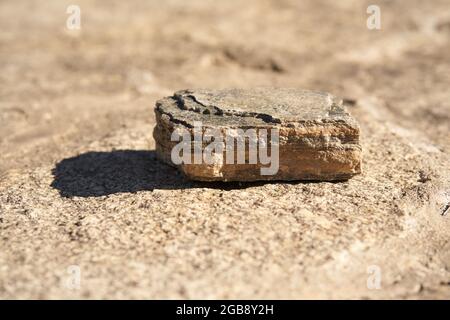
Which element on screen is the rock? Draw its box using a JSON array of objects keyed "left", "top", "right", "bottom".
[{"left": 153, "top": 88, "right": 362, "bottom": 181}]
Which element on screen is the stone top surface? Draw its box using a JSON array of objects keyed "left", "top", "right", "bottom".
[{"left": 157, "top": 88, "right": 357, "bottom": 127}]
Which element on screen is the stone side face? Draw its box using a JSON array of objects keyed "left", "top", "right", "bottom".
[{"left": 153, "top": 88, "right": 362, "bottom": 181}]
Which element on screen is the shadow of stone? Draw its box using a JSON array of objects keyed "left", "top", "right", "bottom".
[
  {"left": 51, "top": 150, "right": 195, "bottom": 197},
  {"left": 51, "top": 149, "right": 306, "bottom": 198}
]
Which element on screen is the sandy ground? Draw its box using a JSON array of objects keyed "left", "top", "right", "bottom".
[{"left": 0, "top": 0, "right": 449, "bottom": 299}]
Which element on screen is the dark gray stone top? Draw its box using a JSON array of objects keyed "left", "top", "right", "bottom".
[{"left": 156, "top": 88, "right": 358, "bottom": 128}]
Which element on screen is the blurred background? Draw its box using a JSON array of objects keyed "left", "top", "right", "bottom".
[{"left": 1, "top": 0, "right": 449, "bottom": 173}]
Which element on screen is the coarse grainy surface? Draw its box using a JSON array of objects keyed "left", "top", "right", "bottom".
[{"left": 0, "top": 0, "right": 449, "bottom": 299}]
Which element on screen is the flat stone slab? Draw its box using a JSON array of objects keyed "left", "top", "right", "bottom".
[{"left": 153, "top": 88, "right": 362, "bottom": 181}]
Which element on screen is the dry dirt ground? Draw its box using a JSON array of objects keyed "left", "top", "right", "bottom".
[{"left": 1, "top": 0, "right": 449, "bottom": 299}]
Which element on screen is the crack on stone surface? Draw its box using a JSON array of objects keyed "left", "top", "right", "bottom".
[
  {"left": 174, "top": 91, "right": 282, "bottom": 124},
  {"left": 156, "top": 99, "right": 194, "bottom": 128}
]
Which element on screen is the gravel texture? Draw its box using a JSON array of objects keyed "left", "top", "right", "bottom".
[{"left": 0, "top": 0, "right": 449, "bottom": 299}]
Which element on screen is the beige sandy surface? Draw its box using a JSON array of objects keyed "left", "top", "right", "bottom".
[{"left": 0, "top": 0, "right": 449, "bottom": 299}]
